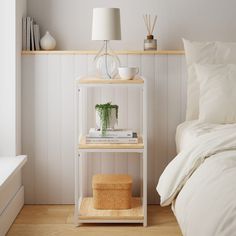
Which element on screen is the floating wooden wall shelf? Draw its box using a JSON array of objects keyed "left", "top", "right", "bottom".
[{"left": 21, "top": 50, "right": 185, "bottom": 55}]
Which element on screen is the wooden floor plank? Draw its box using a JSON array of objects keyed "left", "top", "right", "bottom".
[{"left": 7, "top": 205, "right": 182, "bottom": 236}]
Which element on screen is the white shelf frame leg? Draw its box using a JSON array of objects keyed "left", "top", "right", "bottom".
[
  {"left": 75, "top": 83, "right": 86, "bottom": 226},
  {"left": 143, "top": 81, "right": 148, "bottom": 227},
  {"left": 74, "top": 155, "right": 79, "bottom": 225},
  {"left": 74, "top": 82, "right": 79, "bottom": 225},
  {"left": 82, "top": 87, "right": 88, "bottom": 198}
]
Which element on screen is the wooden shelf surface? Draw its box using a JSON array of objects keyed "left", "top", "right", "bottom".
[
  {"left": 79, "top": 197, "right": 144, "bottom": 220},
  {"left": 78, "top": 76, "right": 144, "bottom": 85},
  {"left": 78, "top": 136, "right": 144, "bottom": 150},
  {"left": 22, "top": 50, "right": 184, "bottom": 55}
]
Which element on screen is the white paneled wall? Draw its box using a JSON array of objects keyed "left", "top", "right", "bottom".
[{"left": 22, "top": 53, "right": 187, "bottom": 204}]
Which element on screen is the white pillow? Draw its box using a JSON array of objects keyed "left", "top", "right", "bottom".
[
  {"left": 195, "top": 64, "right": 236, "bottom": 124},
  {"left": 183, "top": 39, "right": 236, "bottom": 120}
]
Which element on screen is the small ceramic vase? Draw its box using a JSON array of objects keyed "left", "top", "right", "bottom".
[{"left": 40, "top": 31, "right": 56, "bottom": 50}]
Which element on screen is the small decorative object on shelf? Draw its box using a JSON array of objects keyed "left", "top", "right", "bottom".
[
  {"left": 118, "top": 67, "right": 139, "bottom": 80},
  {"left": 40, "top": 31, "right": 56, "bottom": 50},
  {"left": 92, "top": 174, "right": 132, "bottom": 210},
  {"left": 92, "top": 8, "right": 121, "bottom": 79},
  {"left": 143, "top": 14, "right": 157, "bottom": 51},
  {"left": 22, "top": 16, "right": 41, "bottom": 51},
  {"left": 95, "top": 102, "right": 118, "bottom": 135}
]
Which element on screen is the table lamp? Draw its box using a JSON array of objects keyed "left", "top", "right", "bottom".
[{"left": 92, "top": 8, "right": 121, "bottom": 79}]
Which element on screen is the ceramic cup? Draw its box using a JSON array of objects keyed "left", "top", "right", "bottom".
[{"left": 118, "top": 67, "right": 139, "bottom": 80}]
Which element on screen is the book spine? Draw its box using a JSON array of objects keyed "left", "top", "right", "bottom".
[
  {"left": 88, "top": 133, "right": 133, "bottom": 138},
  {"left": 30, "top": 19, "right": 35, "bottom": 51},
  {"left": 88, "top": 130, "right": 133, "bottom": 138},
  {"left": 22, "top": 17, "right": 27, "bottom": 50},
  {"left": 37, "top": 25, "right": 41, "bottom": 50},
  {"left": 26, "top": 17, "right": 31, "bottom": 51},
  {"left": 86, "top": 138, "right": 138, "bottom": 144},
  {"left": 34, "top": 24, "right": 40, "bottom": 50}
]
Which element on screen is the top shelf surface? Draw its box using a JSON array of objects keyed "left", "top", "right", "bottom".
[
  {"left": 21, "top": 50, "right": 184, "bottom": 55},
  {"left": 77, "top": 76, "right": 144, "bottom": 86}
]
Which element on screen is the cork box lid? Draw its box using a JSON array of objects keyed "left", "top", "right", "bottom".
[{"left": 92, "top": 174, "right": 132, "bottom": 190}]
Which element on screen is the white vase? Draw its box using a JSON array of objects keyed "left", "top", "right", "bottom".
[
  {"left": 96, "top": 108, "right": 117, "bottom": 131},
  {"left": 40, "top": 31, "right": 56, "bottom": 50}
]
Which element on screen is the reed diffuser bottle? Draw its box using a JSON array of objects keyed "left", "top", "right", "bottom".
[{"left": 143, "top": 14, "right": 157, "bottom": 50}]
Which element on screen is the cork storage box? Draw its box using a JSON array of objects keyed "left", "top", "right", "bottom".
[{"left": 92, "top": 174, "right": 132, "bottom": 210}]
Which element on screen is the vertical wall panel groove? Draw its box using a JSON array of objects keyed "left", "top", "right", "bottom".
[
  {"left": 141, "top": 55, "right": 156, "bottom": 204},
  {"left": 167, "top": 55, "right": 182, "bottom": 162},
  {"left": 22, "top": 55, "right": 35, "bottom": 204},
  {"left": 34, "top": 55, "right": 48, "bottom": 204},
  {"left": 61, "top": 55, "right": 75, "bottom": 203},
  {"left": 127, "top": 55, "right": 141, "bottom": 196},
  {"left": 114, "top": 55, "right": 128, "bottom": 175},
  {"left": 154, "top": 55, "right": 168, "bottom": 203},
  {"left": 22, "top": 54, "right": 187, "bottom": 204},
  {"left": 181, "top": 56, "right": 187, "bottom": 121},
  {"left": 47, "top": 55, "right": 62, "bottom": 203}
]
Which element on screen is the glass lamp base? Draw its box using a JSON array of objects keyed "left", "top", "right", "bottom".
[{"left": 93, "top": 41, "right": 120, "bottom": 79}]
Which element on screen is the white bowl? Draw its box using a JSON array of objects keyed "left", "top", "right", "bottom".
[{"left": 118, "top": 67, "right": 139, "bottom": 80}]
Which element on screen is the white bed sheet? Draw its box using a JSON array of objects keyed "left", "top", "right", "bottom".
[
  {"left": 159, "top": 122, "right": 236, "bottom": 235},
  {"left": 175, "top": 120, "right": 235, "bottom": 153}
]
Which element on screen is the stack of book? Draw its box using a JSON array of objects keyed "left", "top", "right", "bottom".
[
  {"left": 22, "top": 16, "right": 41, "bottom": 51},
  {"left": 86, "top": 128, "right": 138, "bottom": 144}
]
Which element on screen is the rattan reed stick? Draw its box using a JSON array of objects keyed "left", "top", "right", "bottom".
[
  {"left": 148, "top": 15, "right": 151, "bottom": 34},
  {"left": 143, "top": 14, "right": 157, "bottom": 36},
  {"left": 143, "top": 15, "right": 149, "bottom": 34},
  {"left": 150, "top": 15, "right": 157, "bottom": 35}
]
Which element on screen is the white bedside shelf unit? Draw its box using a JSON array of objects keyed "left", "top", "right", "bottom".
[{"left": 74, "top": 76, "right": 147, "bottom": 226}]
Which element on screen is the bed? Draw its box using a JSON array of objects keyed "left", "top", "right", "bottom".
[
  {"left": 0, "top": 156, "right": 27, "bottom": 236},
  {"left": 174, "top": 121, "right": 236, "bottom": 235},
  {"left": 157, "top": 39, "right": 236, "bottom": 236}
]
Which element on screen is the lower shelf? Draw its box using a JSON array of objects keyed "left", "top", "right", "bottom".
[{"left": 78, "top": 197, "right": 144, "bottom": 221}]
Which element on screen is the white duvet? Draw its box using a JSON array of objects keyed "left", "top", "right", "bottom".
[{"left": 157, "top": 122, "right": 236, "bottom": 236}]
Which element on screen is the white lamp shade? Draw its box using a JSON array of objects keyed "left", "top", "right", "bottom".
[{"left": 92, "top": 8, "right": 121, "bottom": 40}]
